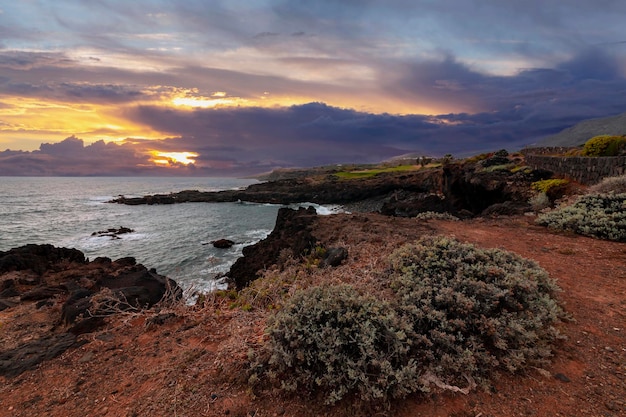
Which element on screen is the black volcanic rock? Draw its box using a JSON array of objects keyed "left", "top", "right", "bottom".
[
  {"left": 212, "top": 239, "right": 235, "bottom": 249},
  {"left": 320, "top": 247, "right": 348, "bottom": 267},
  {"left": 228, "top": 207, "right": 318, "bottom": 290},
  {"left": 91, "top": 227, "right": 135, "bottom": 239},
  {"left": 0, "top": 333, "right": 79, "bottom": 378},
  {"left": 380, "top": 191, "right": 449, "bottom": 217},
  {"left": 0, "top": 244, "right": 85, "bottom": 275},
  {"left": 0, "top": 244, "right": 182, "bottom": 377}
]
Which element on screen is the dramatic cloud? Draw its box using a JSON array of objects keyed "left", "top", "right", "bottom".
[
  {"left": 0, "top": 136, "right": 202, "bottom": 176},
  {"left": 1, "top": 1, "right": 625, "bottom": 175}
]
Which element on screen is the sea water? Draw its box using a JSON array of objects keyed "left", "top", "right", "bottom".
[{"left": 0, "top": 177, "right": 287, "bottom": 293}]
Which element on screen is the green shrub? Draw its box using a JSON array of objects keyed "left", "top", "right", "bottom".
[
  {"left": 531, "top": 179, "right": 570, "bottom": 203},
  {"left": 260, "top": 285, "right": 421, "bottom": 404},
  {"left": 510, "top": 165, "right": 533, "bottom": 174},
  {"left": 414, "top": 211, "right": 459, "bottom": 221},
  {"left": 536, "top": 193, "right": 626, "bottom": 241},
  {"left": 582, "top": 135, "right": 626, "bottom": 157},
  {"left": 388, "top": 236, "right": 562, "bottom": 388},
  {"left": 531, "top": 179, "right": 569, "bottom": 194}
]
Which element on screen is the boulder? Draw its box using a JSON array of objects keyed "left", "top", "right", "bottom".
[
  {"left": 0, "top": 299, "right": 16, "bottom": 311},
  {"left": 380, "top": 191, "right": 449, "bottom": 217},
  {"left": 320, "top": 247, "right": 348, "bottom": 267},
  {"left": 212, "top": 239, "right": 235, "bottom": 249}
]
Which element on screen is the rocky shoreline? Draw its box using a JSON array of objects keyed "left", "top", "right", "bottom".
[
  {"left": 8, "top": 154, "right": 624, "bottom": 416},
  {"left": 110, "top": 156, "right": 553, "bottom": 218},
  {"left": 0, "top": 155, "right": 553, "bottom": 379},
  {"left": 0, "top": 244, "right": 181, "bottom": 378},
  {"left": 1, "top": 172, "right": 625, "bottom": 415}
]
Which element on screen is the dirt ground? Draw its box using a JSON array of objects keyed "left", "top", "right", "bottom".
[{"left": 0, "top": 213, "right": 624, "bottom": 417}]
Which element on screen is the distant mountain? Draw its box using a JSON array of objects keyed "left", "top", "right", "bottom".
[{"left": 536, "top": 112, "right": 626, "bottom": 147}]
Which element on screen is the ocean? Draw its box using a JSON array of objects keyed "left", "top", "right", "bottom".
[{"left": 0, "top": 177, "right": 335, "bottom": 293}]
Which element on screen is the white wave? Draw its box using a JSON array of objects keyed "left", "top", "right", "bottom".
[{"left": 288, "top": 202, "right": 346, "bottom": 215}]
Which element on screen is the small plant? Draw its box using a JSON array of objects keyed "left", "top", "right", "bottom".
[
  {"left": 258, "top": 284, "right": 420, "bottom": 404},
  {"left": 510, "top": 165, "right": 533, "bottom": 174},
  {"left": 531, "top": 179, "right": 569, "bottom": 194},
  {"left": 481, "top": 163, "right": 515, "bottom": 172},
  {"left": 301, "top": 245, "right": 328, "bottom": 269},
  {"left": 529, "top": 192, "right": 551, "bottom": 211},
  {"left": 536, "top": 193, "right": 626, "bottom": 242},
  {"left": 582, "top": 135, "right": 626, "bottom": 157},
  {"left": 531, "top": 179, "right": 570, "bottom": 203},
  {"left": 414, "top": 211, "right": 459, "bottom": 221}
]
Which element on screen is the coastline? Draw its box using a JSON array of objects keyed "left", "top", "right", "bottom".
[
  {"left": 1, "top": 211, "right": 625, "bottom": 416},
  {"left": 2, "top": 155, "right": 625, "bottom": 416}
]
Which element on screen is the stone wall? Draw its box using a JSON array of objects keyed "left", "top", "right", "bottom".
[
  {"left": 521, "top": 147, "right": 579, "bottom": 156},
  {"left": 523, "top": 154, "right": 626, "bottom": 184}
]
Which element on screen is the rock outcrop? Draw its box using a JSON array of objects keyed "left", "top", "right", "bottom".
[
  {"left": 91, "top": 227, "right": 135, "bottom": 239},
  {"left": 211, "top": 239, "right": 235, "bottom": 249},
  {"left": 228, "top": 207, "right": 318, "bottom": 290},
  {"left": 0, "top": 244, "right": 182, "bottom": 377}
]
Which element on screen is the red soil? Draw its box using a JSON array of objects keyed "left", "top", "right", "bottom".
[{"left": 1, "top": 214, "right": 624, "bottom": 417}]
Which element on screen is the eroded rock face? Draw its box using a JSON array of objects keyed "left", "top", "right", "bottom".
[
  {"left": 228, "top": 207, "right": 318, "bottom": 290},
  {"left": 0, "top": 244, "right": 182, "bottom": 377}
]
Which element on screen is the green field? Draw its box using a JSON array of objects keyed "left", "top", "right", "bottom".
[{"left": 333, "top": 164, "right": 439, "bottom": 179}]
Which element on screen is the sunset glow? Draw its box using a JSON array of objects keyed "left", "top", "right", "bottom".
[
  {"left": 1, "top": 1, "right": 625, "bottom": 176},
  {"left": 149, "top": 151, "right": 199, "bottom": 166},
  {"left": 172, "top": 96, "right": 245, "bottom": 108}
]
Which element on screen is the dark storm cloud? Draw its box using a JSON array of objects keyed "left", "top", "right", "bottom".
[
  {"left": 386, "top": 47, "right": 626, "bottom": 117},
  {"left": 2, "top": 1, "right": 626, "bottom": 175},
  {"left": 118, "top": 47, "right": 626, "bottom": 166},
  {"left": 125, "top": 101, "right": 555, "bottom": 168}
]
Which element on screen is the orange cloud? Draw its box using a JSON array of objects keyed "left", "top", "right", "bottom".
[{"left": 149, "top": 150, "right": 198, "bottom": 166}]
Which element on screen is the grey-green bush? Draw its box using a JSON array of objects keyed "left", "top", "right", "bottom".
[
  {"left": 536, "top": 193, "right": 626, "bottom": 242},
  {"left": 588, "top": 175, "right": 626, "bottom": 195},
  {"left": 253, "top": 237, "right": 563, "bottom": 405},
  {"left": 261, "top": 284, "right": 421, "bottom": 404},
  {"left": 388, "top": 236, "right": 562, "bottom": 388}
]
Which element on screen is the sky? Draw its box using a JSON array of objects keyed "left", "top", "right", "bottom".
[{"left": 1, "top": 0, "right": 626, "bottom": 176}]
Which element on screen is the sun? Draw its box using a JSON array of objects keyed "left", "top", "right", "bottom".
[{"left": 150, "top": 151, "right": 198, "bottom": 165}]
